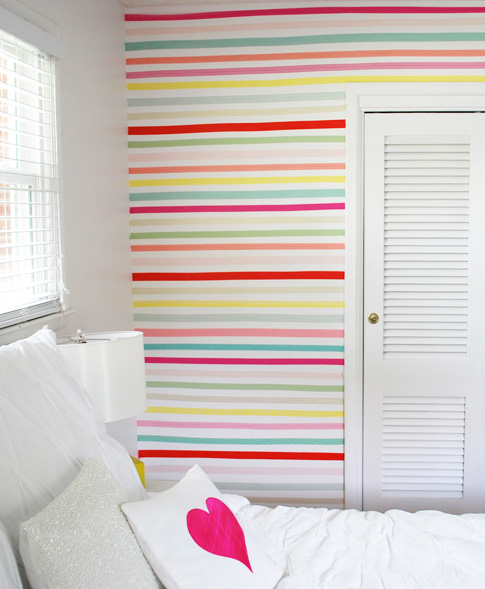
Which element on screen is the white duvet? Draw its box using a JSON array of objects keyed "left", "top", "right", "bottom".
[{"left": 235, "top": 503, "right": 485, "bottom": 589}]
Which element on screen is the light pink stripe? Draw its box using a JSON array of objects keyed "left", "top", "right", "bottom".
[
  {"left": 127, "top": 62, "right": 485, "bottom": 79},
  {"left": 133, "top": 243, "right": 345, "bottom": 251},
  {"left": 145, "top": 465, "right": 344, "bottom": 476},
  {"left": 131, "top": 203, "right": 344, "bottom": 213},
  {"left": 145, "top": 368, "right": 344, "bottom": 379},
  {"left": 142, "top": 328, "right": 344, "bottom": 338},
  {"left": 138, "top": 420, "right": 344, "bottom": 430},
  {"left": 132, "top": 255, "right": 345, "bottom": 266},
  {"left": 125, "top": 16, "right": 485, "bottom": 36},
  {"left": 128, "top": 149, "right": 346, "bottom": 162}
]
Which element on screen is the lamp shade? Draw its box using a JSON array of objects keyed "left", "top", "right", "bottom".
[{"left": 58, "top": 331, "right": 147, "bottom": 422}]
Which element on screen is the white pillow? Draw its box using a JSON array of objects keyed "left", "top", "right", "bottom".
[
  {"left": 0, "top": 327, "right": 147, "bottom": 558},
  {"left": 122, "top": 465, "right": 284, "bottom": 589},
  {"left": 0, "top": 520, "right": 22, "bottom": 589},
  {"left": 20, "top": 459, "right": 160, "bottom": 589}
]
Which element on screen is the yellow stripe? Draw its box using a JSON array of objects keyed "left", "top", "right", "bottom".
[
  {"left": 146, "top": 406, "right": 344, "bottom": 417},
  {"left": 130, "top": 176, "right": 345, "bottom": 187},
  {"left": 128, "top": 75, "right": 485, "bottom": 91},
  {"left": 134, "top": 300, "right": 344, "bottom": 308}
]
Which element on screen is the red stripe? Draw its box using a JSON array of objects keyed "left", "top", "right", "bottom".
[
  {"left": 126, "top": 7, "right": 485, "bottom": 21},
  {"left": 133, "top": 271, "right": 344, "bottom": 281},
  {"left": 128, "top": 120, "right": 345, "bottom": 136},
  {"left": 139, "top": 449, "right": 344, "bottom": 461}
]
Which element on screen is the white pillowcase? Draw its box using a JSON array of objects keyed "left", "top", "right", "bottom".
[
  {"left": 20, "top": 459, "right": 160, "bottom": 589},
  {"left": 122, "top": 465, "right": 285, "bottom": 589},
  {"left": 0, "top": 327, "right": 147, "bottom": 558}
]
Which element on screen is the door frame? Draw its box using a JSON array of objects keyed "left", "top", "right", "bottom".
[{"left": 343, "top": 85, "right": 485, "bottom": 510}]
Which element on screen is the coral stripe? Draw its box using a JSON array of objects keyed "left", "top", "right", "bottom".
[
  {"left": 139, "top": 328, "right": 344, "bottom": 338},
  {"left": 139, "top": 450, "right": 344, "bottom": 461},
  {"left": 129, "top": 163, "right": 345, "bottom": 174},
  {"left": 133, "top": 271, "right": 344, "bottom": 281},
  {"left": 126, "top": 49, "right": 485, "bottom": 65},
  {"left": 128, "top": 120, "right": 345, "bottom": 135}
]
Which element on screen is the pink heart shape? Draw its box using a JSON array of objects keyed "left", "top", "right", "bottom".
[{"left": 187, "top": 497, "right": 253, "bottom": 573}]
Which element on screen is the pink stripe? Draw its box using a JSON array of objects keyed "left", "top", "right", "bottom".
[
  {"left": 129, "top": 163, "right": 345, "bottom": 174},
  {"left": 125, "top": 7, "right": 485, "bottom": 21},
  {"left": 145, "top": 368, "right": 344, "bottom": 379},
  {"left": 138, "top": 420, "right": 344, "bottom": 430},
  {"left": 141, "top": 328, "right": 344, "bottom": 338},
  {"left": 127, "top": 62, "right": 485, "bottom": 79},
  {"left": 145, "top": 358, "right": 345, "bottom": 365},
  {"left": 128, "top": 150, "right": 345, "bottom": 162},
  {"left": 132, "top": 243, "right": 345, "bottom": 251},
  {"left": 131, "top": 203, "right": 344, "bottom": 214},
  {"left": 145, "top": 465, "right": 344, "bottom": 476}
]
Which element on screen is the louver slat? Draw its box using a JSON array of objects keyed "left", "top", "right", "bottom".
[
  {"left": 382, "top": 397, "right": 465, "bottom": 498},
  {"left": 383, "top": 136, "right": 469, "bottom": 359}
]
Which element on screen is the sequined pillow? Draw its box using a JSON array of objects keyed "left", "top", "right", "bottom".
[{"left": 20, "top": 459, "right": 161, "bottom": 589}]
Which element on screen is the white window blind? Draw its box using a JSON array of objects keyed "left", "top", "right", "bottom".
[{"left": 0, "top": 29, "right": 61, "bottom": 329}]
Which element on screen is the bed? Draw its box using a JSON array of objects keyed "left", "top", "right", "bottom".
[{"left": 1, "top": 327, "right": 485, "bottom": 589}]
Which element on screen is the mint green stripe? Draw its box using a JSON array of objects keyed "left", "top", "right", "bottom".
[
  {"left": 131, "top": 229, "right": 345, "bottom": 239},
  {"left": 128, "top": 136, "right": 346, "bottom": 148},
  {"left": 126, "top": 32, "right": 485, "bottom": 51},
  {"left": 127, "top": 92, "right": 346, "bottom": 107},
  {"left": 145, "top": 344, "right": 344, "bottom": 352},
  {"left": 147, "top": 382, "right": 344, "bottom": 393},
  {"left": 135, "top": 313, "right": 345, "bottom": 323},
  {"left": 129, "top": 189, "right": 345, "bottom": 201},
  {"left": 138, "top": 435, "right": 344, "bottom": 445},
  {"left": 220, "top": 482, "right": 343, "bottom": 491}
]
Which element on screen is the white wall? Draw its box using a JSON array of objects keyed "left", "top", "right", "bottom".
[{"left": 0, "top": 0, "right": 133, "bottom": 340}]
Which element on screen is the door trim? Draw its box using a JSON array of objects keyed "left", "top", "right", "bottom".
[{"left": 343, "top": 85, "right": 485, "bottom": 510}]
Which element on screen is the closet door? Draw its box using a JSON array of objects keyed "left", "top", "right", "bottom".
[{"left": 363, "top": 112, "right": 485, "bottom": 514}]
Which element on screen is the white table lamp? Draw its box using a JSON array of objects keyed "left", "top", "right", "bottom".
[{"left": 58, "top": 330, "right": 147, "bottom": 422}]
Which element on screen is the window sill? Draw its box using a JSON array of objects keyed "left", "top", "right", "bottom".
[{"left": 0, "top": 308, "right": 76, "bottom": 345}]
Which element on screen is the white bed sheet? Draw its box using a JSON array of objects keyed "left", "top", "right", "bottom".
[{"left": 236, "top": 504, "right": 485, "bottom": 589}]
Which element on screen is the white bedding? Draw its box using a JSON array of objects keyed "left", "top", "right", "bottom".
[{"left": 236, "top": 504, "right": 485, "bottom": 589}]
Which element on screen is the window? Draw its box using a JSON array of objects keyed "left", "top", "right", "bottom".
[{"left": 0, "top": 28, "right": 62, "bottom": 329}]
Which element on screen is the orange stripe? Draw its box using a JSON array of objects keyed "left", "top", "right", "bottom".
[{"left": 129, "top": 163, "right": 345, "bottom": 174}]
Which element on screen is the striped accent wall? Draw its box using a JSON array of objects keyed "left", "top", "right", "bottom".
[{"left": 126, "top": 3, "right": 485, "bottom": 507}]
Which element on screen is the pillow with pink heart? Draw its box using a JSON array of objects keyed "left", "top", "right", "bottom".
[{"left": 121, "top": 465, "right": 285, "bottom": 589}]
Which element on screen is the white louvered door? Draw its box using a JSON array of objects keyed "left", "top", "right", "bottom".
[{"left": 363, "top": 112, "right": 485, "bottom": 514}]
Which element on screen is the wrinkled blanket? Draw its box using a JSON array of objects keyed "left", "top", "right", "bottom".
[{"left": 236, "top": 504, "right": 485, "bottom": 589}]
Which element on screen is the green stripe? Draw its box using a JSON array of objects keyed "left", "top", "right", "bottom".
[
  {"left": 220, "top": 482, "right": 344, "bottom": 492},
  {"left": 145, "top": 343, "right": 344, "bottom": 352},
  {"left": 126, "top": 32, "right": 485, "bottom": 51},
  {"left": 129, "top": 189, "right": 345, "bottom": 201},
  {"left": 135, "top": 313, "right": 345, "bottom": 323},
  {"left": 138, "top": 435, "right": 344, "bottom": 445},
  {"left": 147, "top": 393, "right": 342, "bottom": 404},
  {"left": 127, "top": 91, "right": 346, "bottom": 107},
  {"left": 146, "top": 382, "right": 344, "bottom": 393},
  {"left": 131, "top": 229, "right": 345, "bottom": 239},
  {"left": 128, "top": 136, "right": 346, "bottom": 148}
]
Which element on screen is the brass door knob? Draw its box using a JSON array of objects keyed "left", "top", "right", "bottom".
[{"left": 368, "top": 313, "right": 379, "bottom": 325}]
